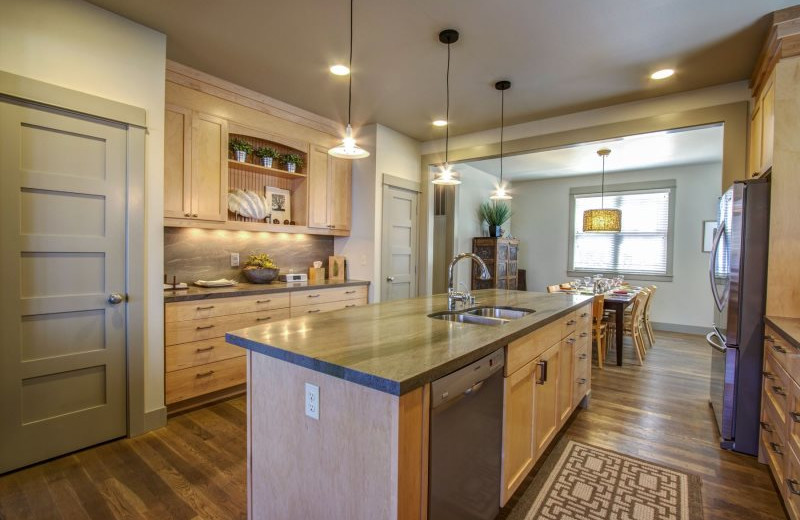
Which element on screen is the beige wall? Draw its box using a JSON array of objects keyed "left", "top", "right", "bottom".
[{"left": 0, "top": 0, "right": 167, "bottom": 423}]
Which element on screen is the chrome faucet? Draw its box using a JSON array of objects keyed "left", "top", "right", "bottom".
[{"left": 447, "top": 253, "right": 491, "bottom": 309}]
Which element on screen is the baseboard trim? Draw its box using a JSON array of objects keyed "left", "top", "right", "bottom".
[
  {"left": 652, "top": 322, "right": 708, "bottom": 335},
  {"left": 139, "top": 406, "right": 167, "bottom": 434}
]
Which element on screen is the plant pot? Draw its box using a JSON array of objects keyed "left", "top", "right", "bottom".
[
  {"left": 488, "top": 226, "right": 504, "bottom": 238},
  {"left": 286, "top": 162, "right": 297, "bottom": 173},
  {"left": 234, "top": 150, "right": 247, "bottom": 162},
  {"left": 260, "top": 157, "right": 273, "bottom": 168},
  {"left": 242, "top": 267, "right": 279, "bottom": 284}
]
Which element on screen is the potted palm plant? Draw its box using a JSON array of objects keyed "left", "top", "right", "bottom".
[
  {"left": 281, "top": 153, "right": 304, "bottom": 173},
  {"left": 253, "top": 146, "right": 280, "bottom": 168},
  {"left": 478, "top": 200, "right": 512, "bottom": 238},
  {"left": 229, "top": 138, "right": 253, "bottom": 163}
]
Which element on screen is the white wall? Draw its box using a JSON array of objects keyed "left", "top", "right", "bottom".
[
  {"left": 334, "top": 123, "right": 421, "bottom": 302},
  {"left": 512, "top": 163, "right": 721, "bottom": 329},
  {"left": 1, "top": 0, "right": 167, "bottom": 419}
]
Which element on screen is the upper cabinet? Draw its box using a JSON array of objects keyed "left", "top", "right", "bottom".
[
  {"left": 748, "top": 73, "right": 774, "bottom": 178},
  {"left": 308, "top": 146, "right": 352, "bottom": 232},
  {"left": 164, "top": 105, "right": 228, "bottom": 221}
]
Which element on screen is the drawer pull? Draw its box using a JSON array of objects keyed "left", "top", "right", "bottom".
[
  {"left": 345, "top": 304, "right": 356, "bottom": 308},
  {"left": 308, "top": 309, "right": 321, "bottom": 313},
  {"left": 579, "top": 332, "right": 589, "bottom": 338},
  {"left": 791, "top": 412, "right": 800, "bottom": 423},
  {"left": 256, "top": 316, "right": 272, "bottom": 322},
  {"left": 760, "top": 421, "right": 773, "bottom": 432},
  {"left": 579, "top": 353, "right": 588, "bottom": 360},
  {"left": 789, "top": 479, "right": 800, "bottom": 496},
  {"left": 195, "top": 370, "right": 215, "bottom": 378},
  {"left": 196, "top": 325, "right": 215, "bottom": 330},
  {"left": 770, "top": 442, "right": 784, "bottom": 456},
  {"left": 772, "top": 344, "right": 787, "bottom": 354},
  {"left": 256, "top": 299, "right": 272, "bottom": 304},
  {"left": 307, "top": 294, "right": 321, "bottom": 298},
  {"left": 765, "top": 335, "right": 775, "bottom": 342},
  {"left": 577, "top": 378, "right": 587, "bottom": 385},
  {"left": 566, "top": 319, "right": 576, "bottom": 326},
  {"left": 566, "top": 338, "right": 576, "bottom": 344},
  {"left": 345, "top": 290, "right": 357, "bottom": 294},
  {"left": 580, "top": 312, "right": 589, "bottom": 318},
  {"left": 196, "top": 305, "right": 215, "bottom": 310},
  {"left": 773, "top": 386, "right": 787, "bottom": 397},
  {"left": 763, "top": 371, "right": 775, "bottom": 380},
  {"left": 536, "top": 360, "right": 548, "bottom": 385},
  {"left": 195, "top": 346, "right": 215, "bottom": 353}
]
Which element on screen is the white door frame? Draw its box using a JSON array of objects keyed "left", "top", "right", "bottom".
[{"left": 0, "top": 71, "right": 149, "bottom": 436}]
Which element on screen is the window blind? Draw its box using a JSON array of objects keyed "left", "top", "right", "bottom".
[{"left": 571, "top": 188, "right": 672, "bottom": 276}]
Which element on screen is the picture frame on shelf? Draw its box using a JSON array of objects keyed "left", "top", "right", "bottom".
[{"left": 265, "top": 187, "right": 291, "bottom": 224}]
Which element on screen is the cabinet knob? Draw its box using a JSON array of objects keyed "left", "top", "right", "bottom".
[
  {"left": 184, "top": 212, "right": 191, "bottom": 217},
  {"left": 192, "top": 213, "right": 198, "bottom": 218}
]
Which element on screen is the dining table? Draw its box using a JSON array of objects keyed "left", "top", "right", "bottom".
[{"left": 603, "top": 291, "right": 638, "bottom": 366}]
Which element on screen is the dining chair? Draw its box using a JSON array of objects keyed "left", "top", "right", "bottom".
[
  {"left": 592, "top": 294, "right": 607, "bottom": 369},
  {"left": 546, "top": 284, "right": 561, "bottom": 293},
  {"left": 624, "top": 291, "right": 648, "bottom": 365},
  {"left": 643, "top": 285, "right": 657, "bottom": 347}
]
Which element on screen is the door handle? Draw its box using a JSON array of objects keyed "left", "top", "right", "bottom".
[
  {"left": 536, "top": 360, "right": 548, "bottom": 385},
  {"left": 108, "top": 293, "right": 125, "bottom": 304},
  {"left": 708, "top": 223, "right": 727, "bottom": 312},
  {"left": 706, "top": 331, "right": 726, "bottom": 353},
  {"left": 386, "top": 276, "right": 395, "bottom": 282}
]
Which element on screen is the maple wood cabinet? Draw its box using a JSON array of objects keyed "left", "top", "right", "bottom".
[
  {"left": 164, "top": 105, "right": 228, "bottom": 222},
  {"left": 472, "top": 237, "right": 519, "bottom": 290},
  {"left": 748, "top": 73, "right": 775, "bottom": 179},
  {"left": 307, "top": 145, "right": 352, "bottom": 232}
]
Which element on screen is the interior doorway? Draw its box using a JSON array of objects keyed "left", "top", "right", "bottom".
[{"left": 381, "top": 177, "right": 420, "bottom": 301}]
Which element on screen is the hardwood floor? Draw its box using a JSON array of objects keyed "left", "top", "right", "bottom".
[{"left": 0, "top": 332, "right": 787, "bottom": 519}]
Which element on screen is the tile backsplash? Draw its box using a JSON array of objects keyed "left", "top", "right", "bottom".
[{"left": 164, "top": 227, "right": 334, "bottom": 283}]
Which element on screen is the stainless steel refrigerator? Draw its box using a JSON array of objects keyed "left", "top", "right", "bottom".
[{"left": 707, "top": 178, "right": 769, "bottom": 456}]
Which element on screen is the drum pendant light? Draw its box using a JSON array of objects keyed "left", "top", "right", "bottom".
[
  {"left": 432, "top": 29, "right": 461, "bottom": 185},
  {"left": 490, "top": 80, "right": 512, "bottom": 200},
  {"left": 328, "top": 0, "right": 369, "bottom": 159},
  {"left": 583, "top": 148, "right": 622, "bottom": 232}
]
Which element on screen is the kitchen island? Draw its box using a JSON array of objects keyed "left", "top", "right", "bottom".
[{"left": 226, "top": 289, "right": 592, "bottom": 520}]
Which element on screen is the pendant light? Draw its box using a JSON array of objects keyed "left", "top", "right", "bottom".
[
  {"left": 432, "top": 29, "right": 461, "bottom": 185},
  {"left": 490, "top": 80, "right": 512, "bottom": 200},
  {"left": 328, "top": 0, "right": 369, "bottom": 159},
  {"left": 582, "top": 148, "right": 622, "bottom": 232}
]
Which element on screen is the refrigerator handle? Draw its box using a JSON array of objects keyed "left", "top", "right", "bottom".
[
  {"left": 706, "top": 331, "right": 727, "bottom": 353},
  {"left": 708, "top": 224, "right": 726, "bottom": 312}
]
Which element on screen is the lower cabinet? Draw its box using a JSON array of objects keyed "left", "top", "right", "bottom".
[{"left": 501, "top": 302, "right": 592, "bottom": 506}]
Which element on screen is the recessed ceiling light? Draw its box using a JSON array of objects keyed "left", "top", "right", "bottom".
[
  {"left": 329, "top": 64, "right": 350, "bottom": 76},
  {"left": 432, "top": 119, "right": 448, "bottom": 127},
  {"left": 650, "top": 69, "right": 674, "bottom": 80}
]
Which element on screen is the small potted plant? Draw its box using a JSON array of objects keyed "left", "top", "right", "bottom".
[
  {"left": 281, "top": 153, "right": 304, "bottom": 173},
  {"left": 242, "top": 252, "right": 280, "bottom": 284},
  {"left": 229, "top": 138, "right": 253, "bottom": 162},
  {"left": 478, "top": 200, "right": 512, "bottom": 238},
  {"left": 253, "top": 146, "right": 280, "bottom": 168}
]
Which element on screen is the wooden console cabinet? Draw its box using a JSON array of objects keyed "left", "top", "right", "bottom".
[{"left": 472, "top": 237, "right": 519, "bottom": 290}]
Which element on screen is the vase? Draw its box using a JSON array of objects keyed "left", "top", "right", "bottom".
[
  {"left": 242, "top": 267, "right": 279, "bottom": 284},
  {"left": 286, "top": 162, "right": 297, "bottom": 173},
  {"left": 260, "top": 157, "right": 273, "bottom": 168},
  {"left": 234, "top": 150, "right": 247, "bottom": 162},
  {"left": 489, "top": 226, "right": 504, "bottom": 238}
]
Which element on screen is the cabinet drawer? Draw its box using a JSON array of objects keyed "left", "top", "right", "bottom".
[
  {"left": 560, "top": 311, "right": 577, "bottom": 339},
  {"left": 766, "top": 324, "right": 791, "bottom": 371},
  {"left": 786, "top": 446, "right": 800, "bottom": 520},
  {"left": 764, "top": 351, "right": 790, "bottom": 429},
  {"left": 165, "top": 356, "right": 246, "bottom": 405},
  {"left": 575, "top": 303, "right": 592, "bottom": 333},
  {"left": 166, "top": 338, "right": 245, "bottom": 372},
  {"left": 290, "top": 285, "right": 367, "bottom": 306},
  {"left": 165, "top": 292, "right": 290, "bottom": 322},
  {"left": 506, "top": 320, "right": 561, "bottom": 376},
  {"left": 573, "top": 342, "right": 591, "bottom": 408},
  {"left": 290, "top": 299, "right": 364, "bottom": 317},
  {"left": 788, "top": 376, "right": 800, "bottom": 461},
  {"left": 165, "top": 307, "right": 291, "bottom": 346},
  {"left": 761, "top": 403, "right": 787, "bottom": 490}
]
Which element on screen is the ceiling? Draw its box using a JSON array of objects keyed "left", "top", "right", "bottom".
[
  {"left": 87, "top": 0, "right": 793, "bottom": 141},
  {"left": 461, "top": 124, "right": 724, "bottom": 181}
]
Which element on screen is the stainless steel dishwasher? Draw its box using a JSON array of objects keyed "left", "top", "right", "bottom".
[{"left": 429, "top": 348, "right": 505, "bottom": 520}]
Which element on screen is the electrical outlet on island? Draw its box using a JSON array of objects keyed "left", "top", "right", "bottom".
[{"left": 305, "top": 383, "right": 319, "bottom": 420}]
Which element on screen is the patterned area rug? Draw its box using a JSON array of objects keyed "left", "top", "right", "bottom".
[{"left": 508, "top": 438, "right": 704, "bottom": 520}]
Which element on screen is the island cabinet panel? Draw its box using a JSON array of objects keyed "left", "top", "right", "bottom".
[
  {"left": 573, "top": 337, "right": 591, "bottom": 409},
  {"left": 533, "top": 342, "right": 560, "bottom": 459},
  {"left": 501, "top": 359, "right": 535, "bottom": 504},
  {"left": 505, "top": 319, "right": 561, "bottom": 375},
  {"left": 557, "top": 334, "right": 575, "bottom": 425},
  {"left": 247, "top": 352, "right": 429, "bottom": 520}
]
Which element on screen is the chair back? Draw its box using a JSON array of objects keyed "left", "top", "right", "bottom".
[
  {"left": 546, "top": 285, "right": 560, "bottom": 293},
  {"left": 644, "top": 285, "right": 657, "bottom": 318},
  {"left": 631, "top": 291, "right": 648, "bottom": 322},
  {"left": 592, "top": 294, "right": 605, "bottom": 324}
]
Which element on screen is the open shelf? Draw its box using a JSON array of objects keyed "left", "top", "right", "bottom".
[{"left": 228, "top": 159, "right": 306, "bottom": 180}]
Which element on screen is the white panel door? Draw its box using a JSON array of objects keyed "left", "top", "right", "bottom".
[
  {"left": 0, "top": 100, "right": 127, "bottom": 473},
  {"left": 381, "top": 185, "right": 418, "bottom": 301}
]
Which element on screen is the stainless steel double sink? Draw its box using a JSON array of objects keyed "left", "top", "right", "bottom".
[{"left": 428, "top": 306, "right": 535, "bottom": 326}]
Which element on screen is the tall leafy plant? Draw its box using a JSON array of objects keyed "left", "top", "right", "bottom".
[{"left": 478, "top": 200, "right": 512, "bottom": 226}]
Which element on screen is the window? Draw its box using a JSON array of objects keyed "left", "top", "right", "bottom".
[{"left": 568, "top": 180, "right": 675, "bottom": 280}]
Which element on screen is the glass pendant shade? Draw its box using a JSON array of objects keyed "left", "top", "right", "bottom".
[
  {"left": 582, "top": 208, "right": 622, "bottom": 232},
  {"left": 582, "top": 147, "right": 621, "bottom": 232},
  {"left": 328, "top": 124, "right": 369, "bottom": 158},
  {"left": 432, "top": 163, "right": 461, "bottom": 185},
  {"left": 489, "top": 184, "right": 511, "bottom": 200}
]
